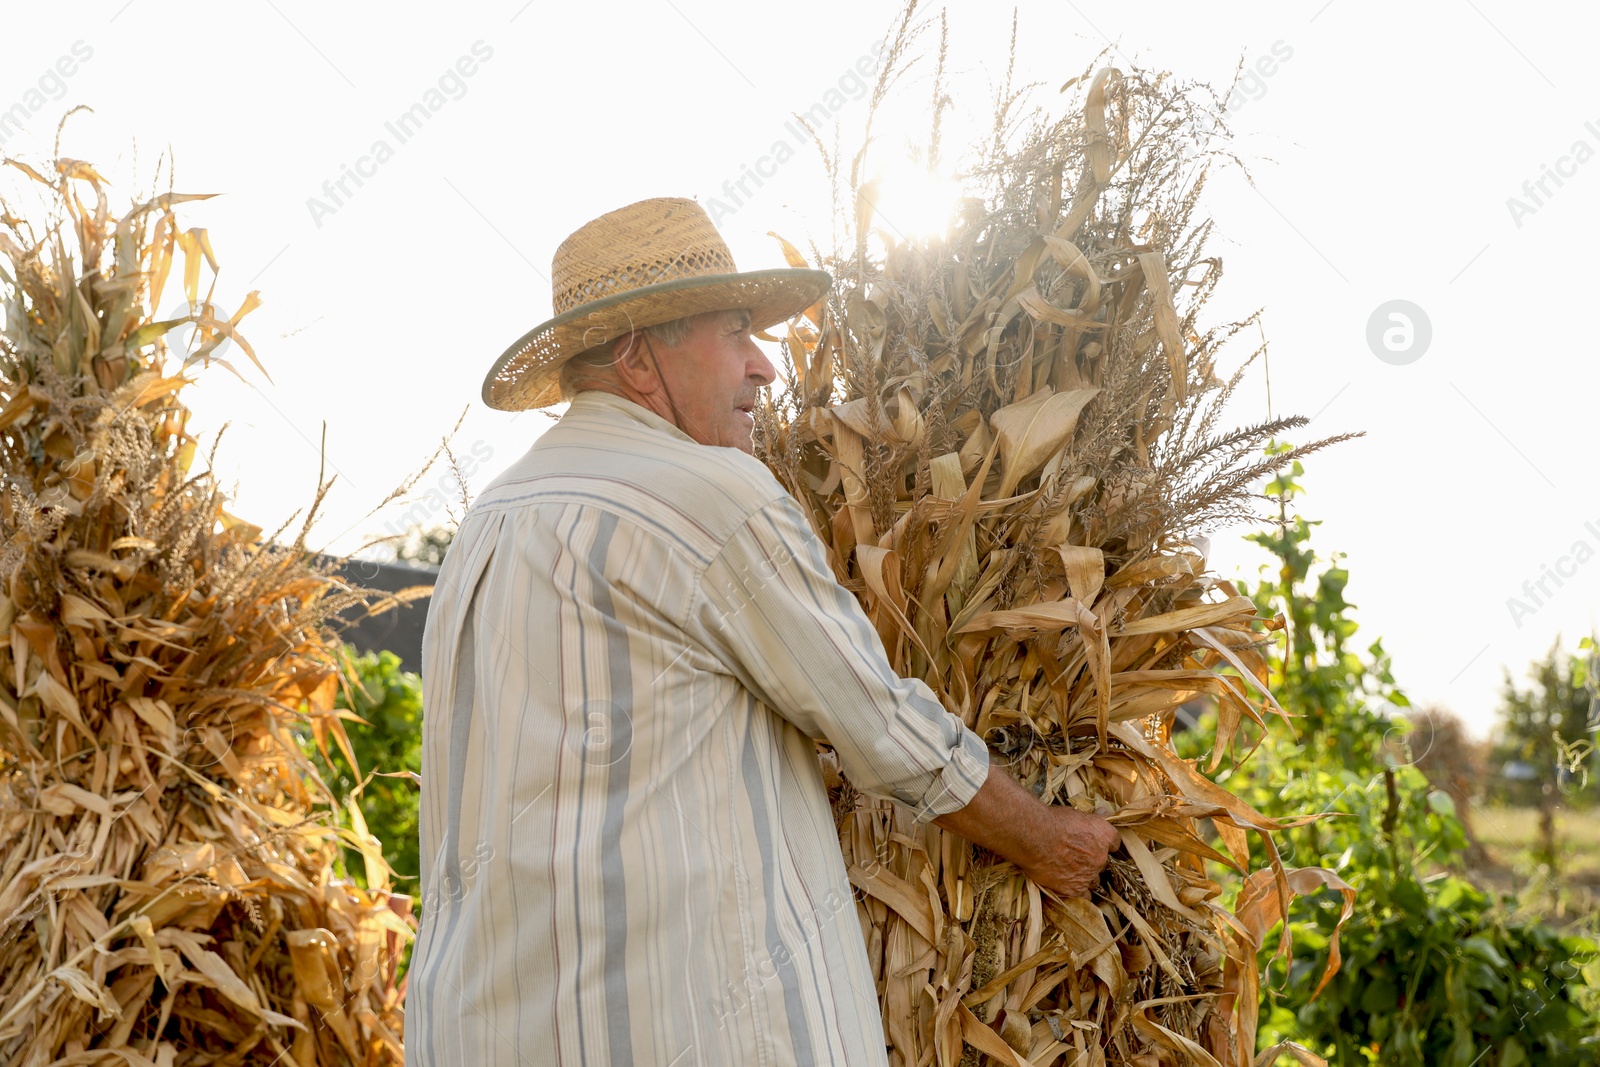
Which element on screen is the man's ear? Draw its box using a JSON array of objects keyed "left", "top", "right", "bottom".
[{"left": 610, "top": 331, "right": 663, "bottom": 395}]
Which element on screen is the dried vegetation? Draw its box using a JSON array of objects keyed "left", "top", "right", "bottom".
[
  {"left": 755, "top": 9, "right": 1357, "bottom": 1065},
  {"left": 0, "top": 145, "right": 414, "bottom": 1066}
]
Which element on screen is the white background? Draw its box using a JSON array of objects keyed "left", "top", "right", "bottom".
[{"left": 5, "top": 0, "right": 1595, "bottom": 736}]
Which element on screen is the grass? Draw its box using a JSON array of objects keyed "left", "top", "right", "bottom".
[{"left": 1462, "top": 801, "right": 1600, "bottom": 928}]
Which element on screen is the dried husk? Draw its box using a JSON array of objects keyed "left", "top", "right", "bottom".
[
  {"left": 756, "top": 15, "right": 1356, "bottom": 1067},
  {"left": 0, "top": 152, "right": 413, "bottom": 1065}
]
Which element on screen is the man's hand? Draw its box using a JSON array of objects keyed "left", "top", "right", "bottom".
[
  {"left": 1012, "top": 807, "right": 1121, "bottom": 898},
  {"left": 930, "top": 759, "right": 1119, "bottom": 899}
]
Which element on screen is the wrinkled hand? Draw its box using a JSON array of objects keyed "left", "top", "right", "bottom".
[
  {"left": 929, "top": 761, "right": 1120, "bottom": 900},
  {"left": 1016, "top": 808, "right": 1119, "bottom": 899}
]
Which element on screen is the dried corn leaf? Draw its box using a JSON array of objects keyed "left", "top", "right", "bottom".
[
  {"left": 0, "top": 152, "right": 410, "bottom": 1065},
  {"left": 753, "top": 13, "right": 1353, "bottom": 1065}
]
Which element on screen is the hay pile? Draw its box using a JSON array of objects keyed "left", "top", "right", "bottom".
[
  {"left": 755, "top": 14, "right": 1356, "bottom": 1067},
  {"left": 0, "top": 153, "right": 412, "bottom": 1065}
]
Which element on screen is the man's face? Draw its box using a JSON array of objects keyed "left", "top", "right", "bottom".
[{"left": 648, "top": 309, "right": 775, "bottom": 454}]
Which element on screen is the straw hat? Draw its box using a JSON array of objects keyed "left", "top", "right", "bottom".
[{"left": 482, "top": 197, "right": 832, "bottom": 411}]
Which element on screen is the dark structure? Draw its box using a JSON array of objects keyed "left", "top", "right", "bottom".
[{"left": 323, "top": 556, "right": 436, "bottom": 675}]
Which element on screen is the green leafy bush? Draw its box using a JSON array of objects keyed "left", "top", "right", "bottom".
[
  {"left": 301, "top": 647, "right": 424, "bottom": 892},
  {"left": 1189, "top": 449, "right": 1600, "bottom": 1064},
  {"left": 1272, "top": 863, "right": 1598, "bottom": 1066}
]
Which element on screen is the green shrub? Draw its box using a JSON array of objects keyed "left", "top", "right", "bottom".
[
  {"left": 1193, "top": 449, "right": 1600, "bottom": 1064},
  {"left": 1270, "top": 862, "right": 1598, "bottom": 1066},
  {"left": 301, "top": 646, "right": 424, "bottom": 892}
]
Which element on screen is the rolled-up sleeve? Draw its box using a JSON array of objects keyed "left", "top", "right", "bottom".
[{"left": 692, "top": 494, "right": 989, "bottom": 821}]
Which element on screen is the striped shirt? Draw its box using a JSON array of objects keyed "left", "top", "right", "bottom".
[{"left": 408, "top": 389, "right": 990, "bottom": 1066}]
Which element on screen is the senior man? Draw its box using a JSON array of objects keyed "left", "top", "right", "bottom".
[{"left": 409, "top": 198, "right": 1118, "bottom": 1066}]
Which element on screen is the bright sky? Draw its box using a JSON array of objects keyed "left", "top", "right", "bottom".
[{"left": 6, "top": 1, "right": 1595, "bottom": 737}]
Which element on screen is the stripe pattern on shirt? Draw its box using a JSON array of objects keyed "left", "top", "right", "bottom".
[{"left": 408, "top": 390, "right": 989, "bottom": 1067}]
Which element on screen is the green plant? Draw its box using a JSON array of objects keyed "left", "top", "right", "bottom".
[
  {"left": 1270, "top": 865, "right": 1599, "bottom": 1066},
  {"left": 1193, "top": 446, "right": 1600, "bottom": 1064},
  {"left": 1489, "top": 637, "right": 1599, "bottom": 868},
  {"left": 302, "top": 646, "right": 424, "bottom": 891}
]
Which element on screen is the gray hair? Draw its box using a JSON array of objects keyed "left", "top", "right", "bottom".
[
  {"left": 641, "top": 315, "right": 695, "bottom": 346},
  {"left": 557, "top": 312, "right": 705, "bottom": 396}
]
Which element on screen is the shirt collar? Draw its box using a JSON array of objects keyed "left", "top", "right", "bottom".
[{"left": 564, "top": 389, "right": 699, "bottom": 446}]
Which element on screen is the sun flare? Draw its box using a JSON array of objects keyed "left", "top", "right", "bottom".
[{"left": 864, "top": 159, "right": 965, "bottom": 243}]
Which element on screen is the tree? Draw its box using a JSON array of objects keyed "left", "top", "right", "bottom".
[
  {"left": 394, "top": 523, "right": 455, "bottom": 567},
  {"left": 1490, "top": 637, "right": 1599, "bottom": 867}
]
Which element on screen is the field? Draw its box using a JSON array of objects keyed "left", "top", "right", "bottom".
[{"left": 1466, "top": 802, "right": 1600, "bottom": 927}]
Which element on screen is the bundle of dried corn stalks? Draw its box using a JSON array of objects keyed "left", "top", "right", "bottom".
[
  {"left": 0, "top": 151, "right": 413, "bottom": 1065},
  {"left": 756, "top": 13, "right": 1356, "bottom": 1067}
]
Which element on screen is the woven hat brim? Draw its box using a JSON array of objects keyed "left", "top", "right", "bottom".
[{"left": 482, "top": 268, "right": 832, "bottom": 411}]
